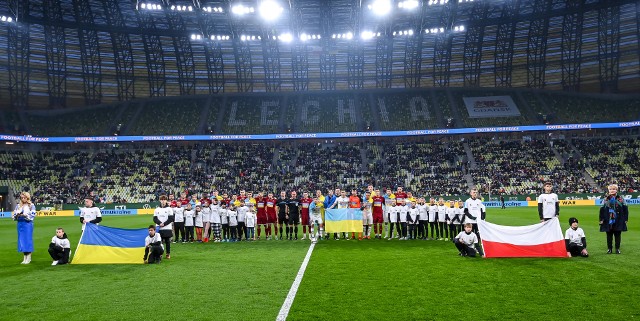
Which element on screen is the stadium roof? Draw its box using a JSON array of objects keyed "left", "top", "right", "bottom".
[{"left": 0, "top": 0, "right": 638, "bottom": 109}]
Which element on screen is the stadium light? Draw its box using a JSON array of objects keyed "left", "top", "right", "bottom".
[
  {"left": 0, "top": 15, "right": 15, "bottom": 23},
  {"left": 258, "top": 0, "right": 283, "bottom": 21},
  {"left": 278, "top": 32, "right": 293, "bottom": 42},
  {"left": 360, "top": 31, "right": 374, "bottom": 40},
  {"left": 231, "top": 4, "right": 254, "bottom": 15},
  {"left": 398, "top": 0, "right": 419, "bottom": 10},
  {"left": 368, "top": 0, "right": 392, "bottom": 16},
  {"left": 300, "top": 33, "right": 308, "bottom": 41}
]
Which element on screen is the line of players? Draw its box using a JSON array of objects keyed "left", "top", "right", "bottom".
[{"left": 159, "top": 185, "right": 486, "bottom": 243}]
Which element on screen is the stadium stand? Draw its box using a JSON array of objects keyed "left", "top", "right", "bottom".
[
  {"left": 128, "top": 99, "right": 203, "bottom": 135},
  {"left": 469, "top": 139, "right": 594, "bottom": 195},
  {"left": 296, "top": 94, "right": 359, "bottom": 133},
  {"left": 220, "top": 97, "right": 282, "bottom": 134},
  {"left": 26, "top": 108, "right": 114, "bottom": 137},
  {"left": 374, "top": 92, "right": 440, "bottom": 130},
  {"left": 541, "top": 93, "right": 640, "bottom": 124},
  {"left": 572, "top": 137, "right": 640, "bottom": 193}
]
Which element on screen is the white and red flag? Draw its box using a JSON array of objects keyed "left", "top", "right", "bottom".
[{"left": 478, "top": 217, "right": 566, "bottom": 258}]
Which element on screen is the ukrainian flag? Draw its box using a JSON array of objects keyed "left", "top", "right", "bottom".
[
  {"left": 72, "top": 223, "right": 148, "bottom": 264},
  {"left": 325, "top": 208, "right": 363, "bottom": 233}
]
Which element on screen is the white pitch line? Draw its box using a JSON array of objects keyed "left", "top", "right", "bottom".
[{"left": 276, "top": 242, "right": 316, "bottom": 321}]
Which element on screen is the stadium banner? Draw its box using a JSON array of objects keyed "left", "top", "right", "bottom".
[
  {"left": 595, "top": 198, "right": 640, "bottom": 206},
  {"left": 137, "top": 209, "right": 156, "bottom": 215},
  {"left": 463, "top": 96, "right": 521, "bottom": 118},
  {"left": 479, "top": 217, "right": 566, "bottom": 258},
  {"left": 325, "top": 208, "right": 363, "bottom": 233},
  {"left": 35, "top": 210, "right": 75, "bottom": 217},
  {"left": 482, "top": 201, "right": 529, "bottom": 208},
  {"left": 72, "top": 223, "right": 148, "bottom": 264},
  {"left": 1, "top": 121, "right": 639, "bottom": 143},
  {"left": 73, "top": 209, "right": 138, "bottom": 216}
]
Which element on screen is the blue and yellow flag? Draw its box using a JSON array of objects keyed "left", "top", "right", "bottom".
[
  {"left": 325, "top": 209, "right": 363, "bottom": 233},
  {"left": 72, "top": 224, "right": 148, "bottom": 264}
]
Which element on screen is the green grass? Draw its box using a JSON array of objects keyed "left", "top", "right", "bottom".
[{"left": 0, "top": 206, "right": 638, "bottom": 320}]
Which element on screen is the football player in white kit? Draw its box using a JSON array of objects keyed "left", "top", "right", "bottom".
[
  {"left": 463, "top": 189, "right": 486, "bottom": 238},
  {"left": 538, "top": 182, "right": 559, "bottom": 222},
  {"left": 80, "top": 196, "right": 102, "bottom": 231},
  {"left": 437, "top": 198, "right": 448, "bottom": 241},
  {"left": 309, "top": 197, "right": 324, "bottom": 243},
  {"left": 361, "top": 191, "right": 374, "bottom": 240}
]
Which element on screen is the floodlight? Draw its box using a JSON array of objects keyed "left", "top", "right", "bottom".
[
  {"left": 259, "top": 0, "right": 283, "bottom": 21},
  {"left": 369, "top": 0, "right": 392, "bottom": 16}
]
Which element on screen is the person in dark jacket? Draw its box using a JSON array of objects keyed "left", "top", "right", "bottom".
[{"left": 599, "top": 184, "right": 629, "bottom": 254}]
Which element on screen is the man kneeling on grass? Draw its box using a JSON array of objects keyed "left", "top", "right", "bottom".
[
  {"left": 144, "top": 225, "right": 164, "bottom": 264},
  {"left": 454, "top": 223, "right": 484, "bottom": 257}
]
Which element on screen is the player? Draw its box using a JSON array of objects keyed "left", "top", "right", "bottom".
[
  {"left": 383, "top": 188, "right": 395, "bottom": 239},
  {"left": 361, "top": 191, "right": 373, "bottom": 240},
  {"left": 565, "top": 217, "right": 588, "bottom": 257},
  {"left": 428, "top": 198, "right": 438, "bottom": 240},
  {"left": 348, "top": 189, "right": 362, "bottom": 239},
  {"left": 144, "top": 225, "right": 164, "bottom": 264},
  {"left": 265, "top": 192, "right": 278, "bottom": 240},
  {"left": 538, "top": 182, "right": 559, "bottom": 222},
  {"left": 153, "top": 195, "right": 174, "bottom": 259},
  {"left": 454, "top": 223, "right": 484, "bottom": 257},
  {"left": 80, "top": 196, "right": 102, "bottom": 231},
  {"left": 300, "top": 192, "right": 313, "bottom": 240},
  {"left": 371, "top": 189, "right": 385, "bottom": 239},
  {"left": 309, "top": 196, "right": 324, "bottom": 242},
  {"left": 329, "top": 190, "right": 350, "bottom": 240},
  {"left": 446, "top": 200, "right": 459, "bottom": 242},
  {"left": 437, "top": 198, "right": 448, "bottom": 241},
  {"left": 417, "top": 198, "right": 428, "bottom": 240},
  {"left": 387, "top": 201, "right": 400, "bottom": 240},
  {"left": 463, "top": 189, "right": 486, "bottom": 239},
  {"left": 201, "top": 199, "right": 212, "bottom": 242},
  {"left": 254, "top": 193, "right": 268, "bottom": 240}
]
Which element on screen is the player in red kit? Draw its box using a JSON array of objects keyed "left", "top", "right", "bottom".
[
  {"left": 300, "top": 192, "right": 313, "bottom": 240},
  {"left": 254, "top": 193, "right": 267, "bottom": 240},
  {"left": 395, "top": 187, "right": 407, "bottom": 206},
  {"left": 265, "top": 192, "right": 278, "bottom": 239},
  {"left": 372, "top": 189, "right": 386, "bottom": 239}
]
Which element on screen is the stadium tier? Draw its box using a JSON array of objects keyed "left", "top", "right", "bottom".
[{"left": 7, "top": 89, "right": 638, "bottom": 137}]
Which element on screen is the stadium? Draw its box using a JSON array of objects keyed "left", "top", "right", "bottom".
[{"left": 0, "top": 0, "right": 638, "bottom": 320}]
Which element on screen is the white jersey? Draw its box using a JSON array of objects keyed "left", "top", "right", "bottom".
[
  {"left": 201, "top": 206, "right": 212, "bottom": 223},
  {"left": 184, "top": 209, "right": 195, "bottom": 227},
  {"left": 51, "top": 236, "right": 70, "bottom": 249},
  {"left": 194, "top": 210, "right": 204, "bottom": 228},
  {"left": 335, "top": 196, "right": 349, "bottom": 209},
  {"left": 464, "top": 198, "right": 485, "bottom": 224},
  {"left": 210, "top": 205, "right": 221, "bottom": 224},
  {"left": 408, "top": 208, "right": 419, "bottom": 224},
  {"left": 389, "top": 206, "right": 400, "bottom": 223},
  {"left": 80, "top": 207, "right": 102, "bottom": 230},
  {"left": 237, "top": 206, "right": 248, "bottom": 223},
  {"left": 456, "top": 207, "right": 465, "bottom": 224},
  {"left": 221, "top": 209, "right": 229, "bottom": 224},
  {"left": 446, "top": 207, "right": 457, "bottom": 223},
  {"left": 145, "top": 233, "right": 163, "bottom": 250},
  {"left": 455, "top": 231, "right": 478, "bottom": 247},
  {"left": 417, "top": 204, "right": 428, "bottom": 221},
  {"left": 154, "top": 207, "right": 174, "bottom": 230},
  {"left": 384, "top": 196, "right": 395, "bottom": 213},
  {"left": 538, "top": 193, "right": 559, "bottom": 219},
  {"left": 228, "top": 210, "right": 238, "bottom": 227},
  {"left": 437, "top": 205, "right": 448, "bottom": 222},
  {"left": 398, "top": 205, "right": 409, "bottom": 223},
  {"left": 245, "top": 212, "right": 256, "bottom": 228},
  {"left": 173, "top": 207, "right": 185, "bottom": 223},
  {"left": 428, "top": 204, "right": 438, "bottom": 222},
  {"left": 565, "top": 227, "right": 586, "bottom": 246}
]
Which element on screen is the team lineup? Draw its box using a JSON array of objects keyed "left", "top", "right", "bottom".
[{"left": 73, "top": 180, "right": 593, "bottom": 263}]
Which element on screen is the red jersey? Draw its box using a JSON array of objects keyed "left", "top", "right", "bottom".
[
  {"left": 394, "top": 192, "right": 407, "bottom": 205},
  {"left": 265, "top": 197, "right": 277, "bottom": 215},
  {"left": 255, "top": 197, "right": 266, "bottom": 215},
  {"left": 349, "top": 195, "right": 362, "bottom": 208},
  {"left": 300, "top": 197, "right": 313, "bottom": 216},
  {"left": 372, "top": 196, "right": 385, "bottom": 214},
  {"left": 200, "top": 198, "right": 211, "bottom": 206},
  {"left": 238, "top": 195, "right": 247, "bottom": 203},
  {"left": 222, "top": 198, "right": 231, "bottom": 206},
  {"left": 179, "top": 198, "right": 189, "bottom": 206}
]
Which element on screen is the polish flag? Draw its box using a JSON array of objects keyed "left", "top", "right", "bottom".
[{"left": 478, "top": 217, "right": 566, "bottom": 258}]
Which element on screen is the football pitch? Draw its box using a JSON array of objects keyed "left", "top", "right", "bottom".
[{"left": 0, "top": 206, "right": 637, "bottom": 321}]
